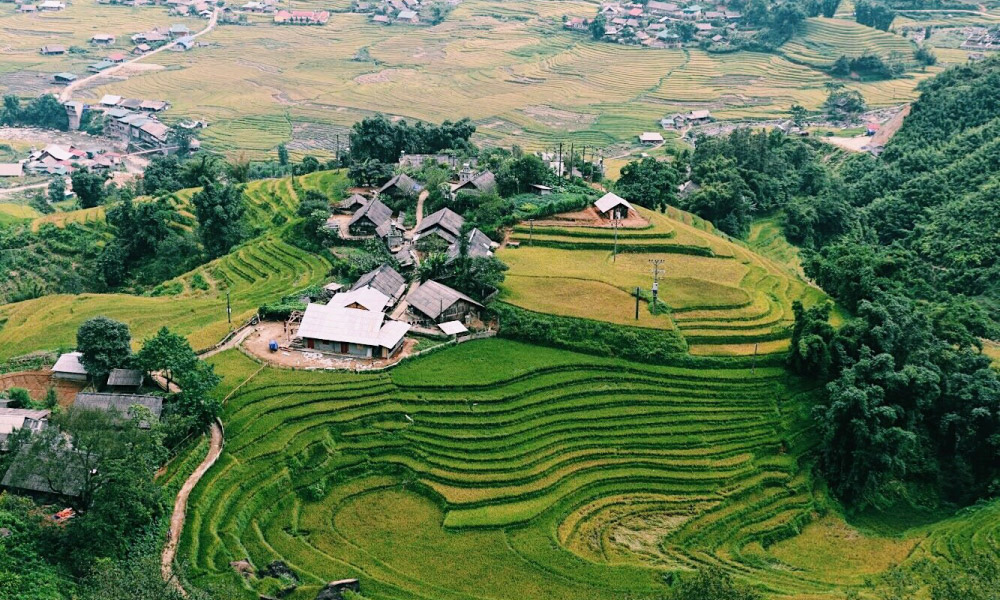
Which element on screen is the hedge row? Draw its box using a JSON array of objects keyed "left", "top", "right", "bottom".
[{"left": 509, "top": 238, "right": 715, "bottom": 256}]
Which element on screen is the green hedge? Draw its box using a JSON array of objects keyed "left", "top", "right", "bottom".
[{"left": 509, "top": 238, "right": 715, "bottom": 256}]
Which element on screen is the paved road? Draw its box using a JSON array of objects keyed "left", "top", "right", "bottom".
[{"left": 59, "top": 8, "right": 219, "bottom": 102}]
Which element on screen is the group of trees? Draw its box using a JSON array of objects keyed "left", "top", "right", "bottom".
[
  {"left": 854, "top": 0, "right": 896, "bottom": 30},
  {"left": 348, "top": 114, "right": 477, "bottom": 165},
  {"left": 0, "top": 94, "right": 69, "bottom": 131},
  {"left": 830, "top": 53, "right": 906, "bottom": 80}
]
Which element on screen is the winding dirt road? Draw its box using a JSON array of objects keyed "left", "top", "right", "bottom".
[
  {"left": 160, "top": 323, "right": 257, "bottom": 594},
  {"left": 59, "top": 8, "right": 219, "bottom": 102}
]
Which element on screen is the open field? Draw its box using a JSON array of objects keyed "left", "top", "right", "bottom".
[
  {"left": 176, "top": 341, "right": 1000, "bottom": 600},
  {"left": 1, "top": 1, "right": 983, "bottom": 157},
  {"left": 0, "top": 171, "right": 343, "bottom": 359},
  {"left": 500, "top": 206, "right": 831, "bottom": 356}
]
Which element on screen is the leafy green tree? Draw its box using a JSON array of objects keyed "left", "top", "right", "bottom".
[
  {"left": 29, "top": 191, "right": 54, "bottom": 215},
  {"left": 76, "top": 316, "right": 132, "bottom": 380},
  {"left": 615, "top": 157, "right": 679, "bottom": 211},
  {"left": 297, "top": 189, "right": 332, "bottom": 247},
  {"left": 789, "top": 104, "right": 808, "bottom": 127},
  {"left": 47, "top": 177, "right": 65, "bottom": 205},
  {"left": 589, "top": 13, "right": 606, "bottom": 39},
  {"left": 0, "top": 94, "right": 21, "bottom": 125},
  {"left": 173, "top": 360, "right": 222, "bottom": 431},
  {"left": 821, "top": 0, "right": 840, "bottom": 17},
  {"left": 824, "top": 88, "right": 867, "bottom": 121},
  {"left": 671, "top": 567, "right": 764, "bottom": 600},
  {"left": 183, "top": 154, "right": 221, "bottom": 188},
  {"left": 191, "top": 180, "right": 247, "bottom": 258},
  {"left": 787, "top": 301, "right": 835, "bottom": 378},
  {"left": 855, "top": 0, "right": 895, "bottom": 31},
  {"left": 496, "top": 154, "right": 549, "bottom": 196},
  {"left": 348, "top": 158, "right": 395, "bottom": 187},
  {"left": 71, "top": 169, "right": 107, "bottom": 209},
  {"left": 141, "top": 155, "right": 184, "bottom": 195},
  {"left": 4, "top": 387, "right": 31, "bottom": 409},
  {"left": 277, "top": 142, "right": 289, "bottom": 166},
  {"left": 135, "top": 327, "right": 197, "bottom": 390},
  {"left": 21, "top": 94, "right": 69, "bottom": 130},
  {"left": 0, "top": 494, "right": 64, "bottom": 600}
]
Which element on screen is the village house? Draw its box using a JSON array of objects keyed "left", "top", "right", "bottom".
[
  {"left": 337, "top": 193, "right": 368, "bottom": 214},
  {"left": 396, "top": 9, "right": 419, "bottom": 23},
  {"left": 451, "top": 169, "right": 496, "bottom": 196},
  {"left": 40, "top": 45, "right": 66, "bottom": 55},
  {"left": 594, "top": 192, "right": 635, "bottom": 220},
  {"left": 88, "top": 60, "right": 115, "bottom": 73},
  {"left": 296, "top": 304, "right": 410, "bottom": 358},
  {"left": 106, "top": 368, "right": 144, "bottom": 393},
  {"left": 445, "top": 227, "right": 495, "bottom": 263},
  {"left": 274, "top": 9, "right": 330, "bottom": 24},
  {"left": 378, "top": 173, "right": 422, "bottom": 198},
  {"left": 398, "top": 154, "right": 469, "bottom": 169},
  {"left": 107, "top": 52, "right": 127, "bottom": 63},
  {"left": 39, "top": 0, "right": 65, "bottom": 9},
  {"left": 352, "top": 263, "right": 407, "bottom": 305},
  {"left": 0, "top": 163, "right": 24, "bottom": 178},
  {"left": 174, "top": 36, "right": 196, "bottom": 51},
  {"left": 406, "top": 280, "right": 483, "bottom": 325},
  {"left": 73, "top": 392, "right": 163, "bottom": 427},
  {"left": 639, "top": 131, "right": 664, "bottom": 144},
  {"left": 328, "top": 287, "right": 391, "bottom": 313},
  {"left": 413, "top": 207, "right": 464, "bottom": 249},
  {"left": 18, "top": 4, "right": 37, "bottom": 12},
  {"left": 348, "top": 197, "right": 393, "bottom": 236},
  {"left": 168, "top": 23, "right": 191, "bottom": 37},
  {"left": 529, "top": 183, "right": 552, "bottom": 195},
  {"left": 134, "top": 43, "right": 152, "bottom": 54},
  {"left": 100, "top": 94, "right": 122, "bottom": 106},
  {"left": 91, "top": 33, "right": 116, "bottom": 45},
  {"left": 0, "top": 408, "right": 49, "bottom": 450}
]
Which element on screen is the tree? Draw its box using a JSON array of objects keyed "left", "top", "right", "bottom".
[
  {"left": 789, "top": 104, "right": 808, "bottom": 127},
  {"left": 671, "top": 567, "right": 765, "bottom": 600},
  {"left": 191, "top": 180, "right": 247, "bottom": 258},
  {"left": 3, "top": 387, "right": 31, "bottom": 409},
  {"left": 496, "top": 154, "right": 549, "bottom": 196},
  {"left": 173, "top": 360, "right": 222, "bottom": 431},
  {"left": 21, "top": 94, "right": 70, "bottom": 130},
  {"left": 71, "top": 169, "right": 107, "bottom": 209},
  {"left": 615, "top": 157, "right": 679, "bottom": 211},
  {"left": 787, "top": 301, "right": 835, "bottom": 378},
  {"left": 47, "top": 177, "right": 65, "bottom": 205},
  {"left": 297, "top": 189, "right": 332, "bottom": 247},
  {"left": 429, "top": 1, "right": 453, "bottom": 24},
  {"left": 76, "top": 316, "right": 132, "bottom": 381},
  {"left": 824, "top": 88, "right": 867, "bottom": 121},
  {"left": 348, "top": 158, "right": 395, "bottom": 187},
  {"left": 821, "top": 0, "right": 840, "bottom": 17},
  {"left": 141, "top": 155, "right": 184, "bottom": 195},
  {"left": 135, "top": 327, "right": 197, "bottom": 391},
  {"left": 277, "top": 142, "right": 289, "bottom": 166},
  {"left": 29, "top": 191, "right": 54, "bottom": 214},
  {"left": 589, "top": 13, "right": 606, "bottom": 39}
]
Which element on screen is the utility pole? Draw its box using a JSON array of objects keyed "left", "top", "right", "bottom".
[
  {"left": 613, "top": 217, "right": 620, "bottom": 262},
  {"left": 226, "top": 291, "right": 232, "bottom": 324},
  {"left": 335, "top": 134, "right": 340, "bottom": 164},
  {"left": 557, "top": 143, "right": 563, "bottom": 180},
  {"left": 752, "top": 343, "right": 759, "bottom": 374},
  {"left": 635, "top": 286, "right": 640, "bottom": 320},
  {"left": 528, "top": 218, "right": 535, "bottom": 246},
  {"left": 649, "top": 258, "right": 664, "bottom": 307},
  {"left": 568, "top": 143, "right": 574, "bottom": 179}
]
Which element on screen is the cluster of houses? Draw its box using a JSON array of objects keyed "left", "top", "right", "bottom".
[
  {"left": 273, "top": 9, "right": 329, "bottom": 24},
  {"left": 95, "top": 0, "right": 214, "bottom": 17},
  {"left": 16, "top": 143, "right": 123, "bottom": 177},
  {"left": 295, "top": 263, "right": 485, "bottom": 360},
  {"left": 0, "top": 353, "right": 165, "bottom": 498},
  {"left": 15, "top": 0, "right": 66, "bottom": 14},
  {"left": 353, "top": 0, "right": 424, "bottom": 26},
  {"left": 660, "top": 109, "right": 712, "bottom": 130},
  {"left": 961, "top": 26, "right": 1000, "bottom": 50},
  {"left": 566, "top": 1, "right": 743, "bottom": 48}
]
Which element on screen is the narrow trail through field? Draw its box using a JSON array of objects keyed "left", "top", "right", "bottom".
[
  {"left": 162, "top": 420, "right": 222, "bottom": 595},
  {"left": 160, "top": 323, "right": 257, "bottom": 593},
  {"left": 414, "top": 189, "right": 428, "bottom": 228},
  {"left": 0, "top": 182, "right": 47, "bottom": 197},
  {"left": 58, "top": 8, "right": 219, "bottom": 102}
]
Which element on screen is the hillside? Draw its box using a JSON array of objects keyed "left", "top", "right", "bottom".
[
  {"left": 0, "top": 171, "right": 342, "bottom": 358},
  {"left": 500, "top": 206, "right": 833, "bottom": 356}
]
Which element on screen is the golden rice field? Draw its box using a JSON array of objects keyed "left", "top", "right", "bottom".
[
  {"left": 500, "top": 206, "right": 831, "bottom": 356},
  {"left": 1, "top": 0, "right": 981, "bottom": 157}
]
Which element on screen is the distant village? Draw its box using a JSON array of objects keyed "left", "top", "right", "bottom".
[{"left": 566, "top": 1, "right": 745, "bottom": 49}]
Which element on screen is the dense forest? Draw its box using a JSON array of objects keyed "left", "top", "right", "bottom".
[{"left": 617, "top": 56, "right": 1000, "bottom": 512}]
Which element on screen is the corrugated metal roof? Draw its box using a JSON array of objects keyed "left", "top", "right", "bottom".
[
  {"left": 414, "top": 207, "right": 464, "bottom": 238},
  {"left": 594, "top": 192, "right": 633, "bottom": 214},
  {"left": 53, "top": 352, "right": 87, "bottom": 375},
  {"left": 351, "top": 264, "right": 406, "bottom": 300},
  {"left": 349, "top": 198, "right": 392, "bottom": 228},
  {"left": 297, "top": 304, "right": 409, "bottom": 348},
  {"left": 74, "top": 393, "right": 163, "bottom": 419},
  {"left": 107, "top": 368, "right": 144, "bottom": 387},
  {"left": 328, "top": 288, "right": 390, "bottom": 312},
  {"left": 407, "top": 280, "right": 482, "bottom": 320}
]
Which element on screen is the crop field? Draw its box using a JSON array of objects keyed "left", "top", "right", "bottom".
[
  {"left": 178, "top": 341, "right": 1000, "bottom": 599},
  {"left": 0, "top": 171, "right": 342, "bottom": 359},
  {"left": 501, "top": 206, "right": 830, "bottom": 356},
  {"left": 178, "top": 341, "right": 825, "bottom": 599},
  {"left": 0, "top": 0, "right": 969, "bottom": 157}
]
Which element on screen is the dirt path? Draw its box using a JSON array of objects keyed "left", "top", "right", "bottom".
[
  {"left": 160, "top": 322, "right": 255, "bottom": 593},
  {"left": 414, "top": 189, "right": 428, "bottom": 228},
  {"left": 0, "top": 182, "right": 47, "bottom": 197},
  {"left": 59, "top": 8, "right": 219, "bottom": 102},
  {"left": 161, "top": 420, "right": 223, "bottom": 595}
]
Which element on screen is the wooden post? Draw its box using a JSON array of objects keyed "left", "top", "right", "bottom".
[{"left": 635, "top": 287, "right": 640, "bottom": 320}]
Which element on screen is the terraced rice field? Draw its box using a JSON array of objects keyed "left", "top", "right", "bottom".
[
  {"left": 0, "top": 233, "right": 329, "bottom": 359},
  {"left": 179, "top": 341, "right": 845, "bottom": 599},
  {"left": 501, "top": 206, "right": 830, "bottom": 356},
  {"left": 2, "top": 0, "right": 963, "bottom": 156},
  {"left": 0, "top": 171, "right": 345, "bottom": 359}
]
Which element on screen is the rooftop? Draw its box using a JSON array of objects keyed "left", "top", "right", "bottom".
[
  {"left": 52, "top": 352, "right": 87, "bottom": 375},
  {"left": 407, "top": 280, "right": 482, "bottom": 320},
  {"left": 297, "top": 304, "right": 409, "bottom": 348}
]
